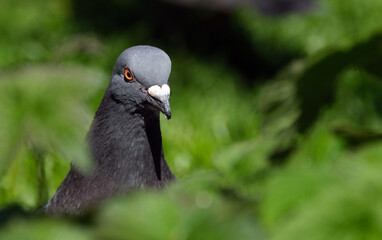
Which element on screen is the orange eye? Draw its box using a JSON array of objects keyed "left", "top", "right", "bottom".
[{"left": 124, "top": 68, "right": 134, "bottom": 81}]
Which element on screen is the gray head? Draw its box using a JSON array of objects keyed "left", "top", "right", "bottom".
[{"left": 109, "top": 46, "right": 172, "bottom": 119}]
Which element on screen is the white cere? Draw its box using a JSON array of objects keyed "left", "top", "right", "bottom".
[{"left": 148, "top": 84, "right": 170, "bottom": 99}]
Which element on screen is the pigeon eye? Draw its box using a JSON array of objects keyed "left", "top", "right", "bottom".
[{"left": 124, "top": 68, "right": 134, "bottom": 81}]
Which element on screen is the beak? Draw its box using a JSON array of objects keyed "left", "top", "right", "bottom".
[
  {"left": 158, "top": 97, "right": 171, "bottom": 120},
  {"left": 147, "top": 84, "right": 171, "bottom": 120}
]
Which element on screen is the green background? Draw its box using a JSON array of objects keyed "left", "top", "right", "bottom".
[{"left": 1, "top": 0, "right": 382, "bottom": 239}]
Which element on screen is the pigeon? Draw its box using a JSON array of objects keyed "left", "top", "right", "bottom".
[{"left": 41, "top": 46, "right": 176, "bottom": 215}]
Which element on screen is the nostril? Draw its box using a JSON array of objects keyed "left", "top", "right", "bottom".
[{"left": 140, "top": 88, "right": 148, "bottom": 93}]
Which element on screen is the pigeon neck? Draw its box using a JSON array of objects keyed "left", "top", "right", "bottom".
[{"left": 88, "top": 93, "right": 165, "bottom": 184}]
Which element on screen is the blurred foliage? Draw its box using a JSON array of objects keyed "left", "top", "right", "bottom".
[
  {"left": 238, "top": 0, "right": 382, "bottom": 58},
  {"left": 0, "top": 65, "right": 104, "bottom": 207},
  {"left": 1, "top": 0, "right": 382, "bottom": 239}
]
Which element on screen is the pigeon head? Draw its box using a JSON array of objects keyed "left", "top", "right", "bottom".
[{"left": 109, "top": 45, "right": 172, "bottom": 119}]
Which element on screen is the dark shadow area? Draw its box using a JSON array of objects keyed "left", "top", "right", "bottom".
[
  {"left": 0, "top": 204, "right": 31, "bottom": 227},
  {"left": 335, "top": 128, "right": 382, "bottom": 148},
  {"left": 296, "top": 33, "right": 382, "bottom": 133},
  {"left": 253, "top": 0, "right": 315, "bottom": 15},
  {"left": 70, "top": 0, "right": 307, "bottom": 83}
]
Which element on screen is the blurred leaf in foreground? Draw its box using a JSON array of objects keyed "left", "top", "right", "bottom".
[
  {"left": 96, "top": 172, "right": 264, "bottom": 240},
  {"left": 0, "top": 64, "right": 105, "bottom": 208},
  {"left": 0, "top": 218, "right": 91, "bottom": 240}
]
